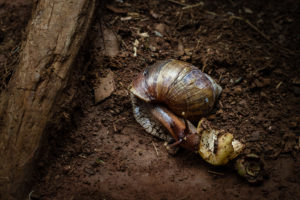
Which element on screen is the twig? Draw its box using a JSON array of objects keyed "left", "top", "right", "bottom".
[
  {"left": 201, "top": 63, "right": 206, "bottom": 72},
  {"left": 208, "top": 170, "right": 224, "bottom": 176},
  {"left": 152, "top": 141, "right": 159, "bottom": 156},
  {"left": 167, "top": 0, "right": 187, "bottom": 6},
  {"left": 168, "top": 0, "right": 216, "bottom": 16},
  {"left": 113, "top": 123, "right": 117, "bottom": 132},
  {"left": 276, "top": 81, "right": 283, "bottom": 89},
  {"left": 204, "top": 10, "right": 217, "bottom": 16},
  {"left": 11, "top": 46, "right": 20, "bottom": 55},
  {"left": 121, "top": 40, "right": 128, "bottom": 50},
  {"left": 28, "top": 191, "right": 34, "bottom": 200},
  {"left": 218, "top": 74, "right": 223, "bottom": 83},
  {"left": 78, "top": 154, "right": 87, "bottom": 159},
  {"left": 182, "top": 2, "right": 204, "bottom": 10}
]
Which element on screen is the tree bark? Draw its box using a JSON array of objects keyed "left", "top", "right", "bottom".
[{"left": 0, "top": 0, "right": 95, "bottom": 199}]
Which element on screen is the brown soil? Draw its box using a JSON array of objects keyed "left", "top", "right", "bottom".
[
  {"left": 0, "top": 0, "right": 33, "bottom": 91},
  {"left": 1, "top": 0, "right": 300, "bottom": 200}
]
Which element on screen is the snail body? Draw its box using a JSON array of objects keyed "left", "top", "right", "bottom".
[{"left": 130, "top": 59, "right": 243, "bottom": 165}]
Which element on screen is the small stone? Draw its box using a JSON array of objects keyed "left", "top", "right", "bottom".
[
  {"left": 260, "top": 91, "right": 268, "bottom": 98},
  {"left": 233, "top": 86, "right": 242, "bottom": 94},
  {"left": 149, "top": 45, "right": 157, "bottom": 52},
  {"left": 63, "top": 165, "right": 71, "bottom": 174},
  {"left": 238, "top": 99, "right": 247, "bottom": 107},
  {"left": 243, "top": 7, "right": 253, "bottom": 14},
  {"left": 150, "top": 10, "right": 161, "bottom": 19},
  {"left": 208, "top": 114, "right": 216, "bottom": 119},
  {"left": 216, "top": 109, "right": 224, "bottom": 115},
  {"left": 154, "top": 30, "right": 163, "bottom": 37},
  {"left": 177, "top": 41, "right": 184, "bottom": 56},
  {"left": 253, "top": 78, "right": 271, "bottom": 88},
  {"left": 101, "top": 27, "right": 120, "bottom": 57},
  {"left": 181, "top": 55, "right": 190, "bottom": 61},
  {"left": 84, "top": 167, "right": 95, "bottom": 175},
  {"left": 248, "top": 131, "right": 261, "bottom": 142},
  {"left": 262, "top": 78, "right": 271, "bottom": 86},
  {"left": 94, "top": 70, "right": 115, "bottom": 104},
  {"left": 154, "top": 23, "right": 166, "bottom": 35}
]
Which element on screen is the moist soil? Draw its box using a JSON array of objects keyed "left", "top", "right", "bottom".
[{"left": 1, "top": 0, "right": 300, "bottom": 200}]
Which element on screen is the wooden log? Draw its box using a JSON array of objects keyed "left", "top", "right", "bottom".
[{"left": 0, "top": 0, "right": 95, "bottom": 199}]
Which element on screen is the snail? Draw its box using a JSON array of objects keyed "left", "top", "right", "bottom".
[{"left": 130, "top": 59, "right": 244, "bottom": 166}]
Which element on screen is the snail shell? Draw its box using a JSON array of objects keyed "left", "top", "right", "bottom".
[{"left": 130, "top": 59, "right": 222, "bottom": 121}]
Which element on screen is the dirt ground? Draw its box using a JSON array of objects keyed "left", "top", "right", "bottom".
[{"left": 1, "top": 0, "right": 300, "bottom": 199}]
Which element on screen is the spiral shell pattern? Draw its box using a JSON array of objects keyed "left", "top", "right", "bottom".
[{"left": 130, "top": 59, "right": 222, "bottom": 121}]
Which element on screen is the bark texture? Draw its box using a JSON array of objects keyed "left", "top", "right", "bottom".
[{"left": 0, "top": 0, "right": 95, "bottom": 199}]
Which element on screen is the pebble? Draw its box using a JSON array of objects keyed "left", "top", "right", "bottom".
[
  {"left": 94, "top": 70, "right": 115, "bottom": 104},
  {"left": 84, "top": 167, "right": 95, "bottom": 175}
]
